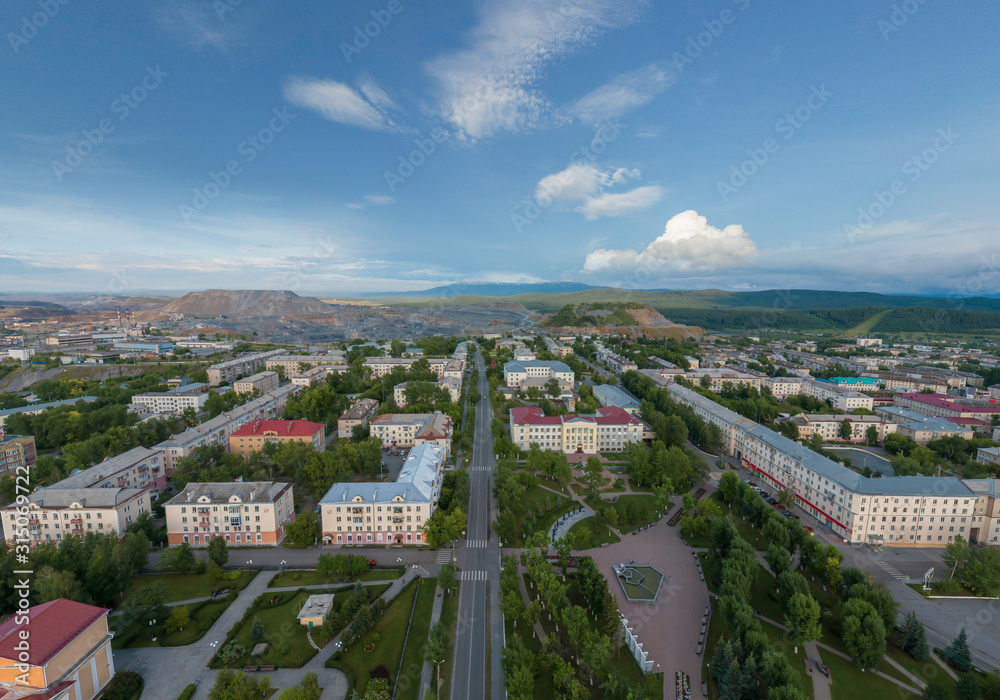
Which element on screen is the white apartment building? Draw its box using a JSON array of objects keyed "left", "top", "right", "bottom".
[
  {"left": 596, "top": 348, "right": 638, "bottom": 374},
  {"left": 363, "top": 357, "right": 464, "bottom": 380},
  {"left": 394, "top": 377, "right": 461, "bottom": 407},
  {"left": 233, "top": 371, "right": 280, "bottom": 395},
  {"left": 165, "top": 481, "right": 295, "bottom": 546},
  {"left": 544, "top": 337, "right": 573, "bottom": 357},
  {"left": 509, "top": 406, "right": 647, "bottom": 453},
  {"left": 264, "top": 354, "right": 347, "bottom": 375},
  {"left": 53, "top": 446, "right": 166, "bottom": 497},
  {"left": 800, "top": 378, "right": 874, "bottom": 411},
  {"left": 1, "top": 487, "right": 149, "bottom": 546},
  {"left": 153, "top": 384, "right": 298, "bottom": 472},
  {"left": 369, "top": 412, "right": 453, "bottom": 457},
  {"left": 788, "top": 414, "right": 897, "bottom": 442},
  {"left": 131, "top": 383, "right": 209, "bottom": 414},
  {"left": 320, "top": 443, "right": 444, "bottom": 545},
  {"left": 207, "top": 349, "right": 285, "bottom": 385},
  {"left": 687, "top": 369, "right": 763, "bottom": 393},
  {"left": 503, "top": 360, "right": 575, "bottom": 388},
  {"left": 291, "top": 365, "right": 349, "bottom": 387}
]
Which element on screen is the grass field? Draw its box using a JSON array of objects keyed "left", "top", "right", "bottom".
[
  {"left": 847, "top": 308, "right": 893, "bottom": 337},
  {"left": 395, "top": 580, "right": 438, "bottom": 700},
  {"left": 825, "top": 650, "right": 919, "bottom": 700},
  {"left": 585, "top": 493, "right": 664, "bottom": 533},
  {"left": 566, "top": 516, "right": 621, "bottom": 549},
  {"left": 615, "top": 565, "right": 663, "bottom": 601},
  {"left": 268, "top": 568, "right": 402, "bottom": 588},
  {"left": 111, "top": 599, "right": 233, "bottom": 649},
  {"left": 511, "top": 486, "right": 574, "bottom": 546},
  {"left": 119, "top": 570, "right": 256, "bottom": 607},
  {"left": 337, "top": 578, "right": 419, "bottom": 697}
]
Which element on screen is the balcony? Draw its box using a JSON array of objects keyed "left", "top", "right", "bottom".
[
  {"left": 70, "top": 517, "right": 82, "bottom": 524},
  {"left": 392, "top": 517, "right": 404, "bottom": 524},
  {"left": 27, "top": 517, "right": 39, "bottom": 525},
  {"left": 72, "top": 526, "right": 83, "bottom": 534},
  {"left": 137, "top": 465, "right": 149, "bottom": 473}
]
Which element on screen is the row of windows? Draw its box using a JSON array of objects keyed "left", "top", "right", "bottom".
[
  {"left": 333, "top": 505, "right": 422, "bottom": 512},
  {"left": 183, "top": 525, "right": 262, "bottom": 532},
  {"left": 179, "top": 504, "right": 262, "bottom": 513}
]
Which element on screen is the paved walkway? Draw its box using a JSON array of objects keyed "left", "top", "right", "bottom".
[
  {"left": 549, "top": 506, "right": 593, "bottom": 543},
  {"left": 115, "top": 568, "right": 420, "bottom": 700},
  {"left": 803, "top": 641, "right": 833, "bottom": 700}
]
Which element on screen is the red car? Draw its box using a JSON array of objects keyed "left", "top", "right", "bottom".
[
  {"left": 368, "top": 559, "right": 378, "bottom": 568},
  {"left": 803, "top": 526, "right": 814, "bottom": 532},
  {"left": 774, "top": 504, "right": 786, "bottom": 510}
]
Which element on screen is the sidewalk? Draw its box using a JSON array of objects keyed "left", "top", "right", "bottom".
[
  {"left": 804, "top": 641, "right": 833, "bottom": 700},
  {"left": 418, "top": 585, "right": 447, "bottom": 697}
]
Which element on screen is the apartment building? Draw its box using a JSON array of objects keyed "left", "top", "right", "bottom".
[
  {"left": 131, "top": 383, "right": 209, "bottom": 414},
  {"left": 503, "top": 360, "right": 575, "bottom": 388},
  {"left": 264, "top": 353, "right": 347, "bottom": 375},
  {"left": 1, "top": 487, "right": 149, "bottom": 546},
  {"left": 687, "top": 369, "right": 763, "bottom": 393},
  {"left": 9, "top": 348, "right": 35, "bottom": 361},
  {"left": 114, "top": 341, "right": 173, "bottom": 354},
  {"left": 337, "top": 398, "right": 380, "bottom": 435},
  {"left": 800, "top": 378, "right": 874, "bottom": 411},
  {"left": 369, "top": 412, "right": 453, "bottom": 456},
  {"left": 206, "top": 349, "right": 285, "bottom": 385},
  {"left": 544, "top": 337, "right": 573, "bottom": 357},
  {"left": 394, "top": 377, "right": 461, "bottom": 407},
  {"left": 875, "top": 406, "right": 976, "bottom": 443},
  {"left": 509, "top": 405, "right": 647, "bottom": 453},
  {"left": 827, "top": 376, "right": 883, "bottom": 392},
  {"left": 320, "top": 443, "right": 444, "bottom": 545},
  {"left": 0, "top": 599, "right": 115, "bottom": 700},
  {"left": 596, "top": 349, "right": 638, "bottom": 374},
  {"left": 664, "top": 382, "right": 1000, "bottom": 546},
  {"left": 977, "top": 447, "right": 1000, "bottom": 467},
  {"left": 513, "top": 347, "right": 537, "bottom": 362},
  {"left": 856, "top": 337, "right": 883, "bottom": 347},
  {"left": 153, "top": 384, "right": 298, "bottom": 472},
  {"left": 363, "top": 357, "right": 464, "bottom": 380},
  {"left": 229, "top": 419, "right": 325, "bottom": 459},
  {"left": 0, "top": 432, "right": 35, "bottom": 476},
  {"left": 233, "top": 371, "right": 280, "bottom": 395},
  {"left": 165, "top": 481, "right": 294, "bottom": 546},
  {"left": 894, "top": 393, "right": 1000, "bottom": 422},
  {"left": 291, "top": 365, "right": 348, "bottom": 387},
  {"left": 53, "top": 446, "right": 165, "bottom": 498},
  {"left": 865, "top": 371, "right": 946, "bottom": 393},
  {"left": 787, "top": 414, "right": 897, "bottom": 442}
]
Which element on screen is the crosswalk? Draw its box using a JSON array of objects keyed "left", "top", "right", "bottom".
[
  {"left": 469, "top": 466, "right": 491, "bottom": 472},
  {"left": 875, "top": 560, "right": 908, "bottom": 581},
  {"left": 466, "top": 539, "right": 488, "bottom": 548},
  {"left": 460, "top": 570, "right": 488, "bottom": 581},
  {"left": 435, "top": 549, "right": 453, "bottom": 564}
]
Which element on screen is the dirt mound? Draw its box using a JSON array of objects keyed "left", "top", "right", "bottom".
[
  {"left": 544, "top": 304, "right": 704, "bottom": 340},
  {"left": 159, "top": 290, "right": 332, "bottom": 317}
]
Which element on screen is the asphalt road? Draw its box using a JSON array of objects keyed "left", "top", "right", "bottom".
[{"left": 450, "top": 348, "right": 504, "bottom": 700}]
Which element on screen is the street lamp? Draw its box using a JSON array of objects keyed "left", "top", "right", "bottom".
[
  {"left": 279, "top": 559, "right": 287, "bottom": 572},
  {"left": 149, "top": 619, "right": 157, "bottom": 642},
  {"left": 247, "top": 559, "right": 253, "bottom": 571}
]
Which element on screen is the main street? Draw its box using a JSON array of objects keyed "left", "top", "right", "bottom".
[{"left": 451, "top": 348, "right": 504, "bottom": 700}]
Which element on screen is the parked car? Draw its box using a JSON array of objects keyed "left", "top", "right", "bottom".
[
  {"left": 765, "top": 497, "right": 779, "bottom": 505},
  {"left": 747, "top": 481, "right": 758, "bottom": 487},
  {"left": 368, "top": 558, "right": 378, "bottom": 567},
  {"left": 803, "top": 526, "right": 814, "bottom": 532},
  {"left": 758, "top": 491, "right": 770, "bottom": 499},
  {"left": 774, "top": 504, "right": 786, "bottom": 510}
]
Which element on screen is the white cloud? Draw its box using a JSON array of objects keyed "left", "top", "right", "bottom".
[
  {"left": 580, "top": 186, "right": 665, "bottom": 220},
  {"left": 533, "top": 162, "right": 661, "bottom": 219},
  {"left": 568, "top": 63, "right": 675, "bottom": 123},
  {"left": 347, "top": 194, "right": 396, "bottom": 210},
  {"left": 425, "top": 0, "right": 645, "bottom": 141},
  {"left": 155, "top": 4, "right": 238, "bottom": 50},
  {"left": 583, "top": 210, "right": 759, "bottom": 274},
  {"left": 284, "top": 77, "right": 404, "bottom": 133}
]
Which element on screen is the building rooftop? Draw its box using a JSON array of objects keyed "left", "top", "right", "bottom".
[
  {"left": 341, "top": 398, "right": 379, "bottom": 420},
  {"left": 592, "top": 384, "right": 641, "bottom": 409},
  {"left": 54, "top": 446, "right": 159, "bottom": 490},
  {"left": 0, "top": 599, "right": 108, "bottom": 667},
  {"left": 166, "top": 481, "right": 291, "bottom": 505},
  {"left": 396, "top": 443, "right": 444, "bottom": 498},
  {"left": 18, "top": 486, "right": 148, "bottom": 509},
  {"left": 297, "top": 594, "right": 335, "bottom": 620},
  {"left": 0, "top": 396, "right": 98, "bottom": 419},
  {"left": 155, "top": 385, "right": 298, "bottom": 449},
  {"left": 230, "top": 419, "right": 324, "bottom": 438},
  {"left": 504, "top": 359, "right": 572, "bottom": 374}
]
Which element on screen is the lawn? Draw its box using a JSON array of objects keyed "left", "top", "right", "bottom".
[
  {"left": 437, "top": 587, "right": 460, "bottom": 700},
  {"left": 883, "top": 642, "right": 947, "bottom": 690},
  {"left": 566, "top": 515, "right": 621, "bottom": 549},
  {"left": 682, "top": 507, "right": 768, "bottom": 551},
  {"left": 111, "top": 598, "right": 232, "bottom": 649},
  {"left": 504, "top": 616, "right": 555, "bottom": 698},
  {"left": 825, "top": 649, "right": 920, "bottom": 700},
  {"left": 759, "top": 619, "right": 813, "bottom": 698},
  {"left": 336, "top": 578, "right": 419, "bottom": 697},
  {"left": 268, "top": 568, "right": 402, "bottom": 588},
  {"left": 584, "top": 494, "right": 665, "bottom": 534},
  {"left": 395, "top": 580, "right": 438, "bottom": 700},
  {"left": 119, "top": 570, "right": 257, "bottom": 607},
  {"left": 511, "top": 486, "right": 574, "bottom": 546}
]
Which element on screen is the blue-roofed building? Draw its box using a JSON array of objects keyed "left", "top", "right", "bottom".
[
  {"left": 829, "top": 376, "right": 882, "bottom": 391},
  {"left": 592, "top": 384, "right": 641, "bottom": 415},
  {"left": 0, "top": 396, "right": 98, "bottom": 427},
  {"left": 503, "top": 359, "right": 575, "bottom": 388},
  {"left": 114, "top": 340, "right": 173, "bottom": 354},
  {"left": 319, "top": 443, "right": 445, "bottom": 545}
]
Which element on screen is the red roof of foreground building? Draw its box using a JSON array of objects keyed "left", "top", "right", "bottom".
[
  {"left": 231, "top": 420, "right": 324, "bottom": 437},
  {"left": 0, "top": 599, "right": 107, "bottom": 667}
]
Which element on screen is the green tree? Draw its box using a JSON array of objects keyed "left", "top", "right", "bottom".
[
  {"left": 784, "top": 592, "right": 822, "bottom": 645},
  {"left": 425, "top": 620, "right": 451, "bottom": 695},
  {"left": 208, "top": 669, "right": 271, "bottom": 700},
  {"left": 962, "top": 547, "right": 1000, "bottom": 597},
  {"left": 598, "top": 505, "right": 618, "bottom": 535},
  {"left": 718, "top": 471, "right": 740, "bottom": 502},
  {"left": 120, "top": 580, "right": 168, "bottom": 638},
  {"left": 35, "top": 566, "right": 90, "bottom": 604},
  {"left": 422, "top": 508, "right": 466, "bottom": 548},
  {"left": 944, "top": 535, "right": 971, "bottom": 579},
  {"left": 841, "top": 598, "right": 887, "bottom": 670},
  {"left": 765, "top": 544, "right": 792, "bottom": 577},
  {"left": 900, "top": 611, "right": 930, "bottom": 662},
  {"left": 165, "top": 606, "right": 191, "bottom": 634},
  {"left": 276, "top": 673, "right": 322, "bottom": 700},
  {"left": 956, "top": 672, "right": 981, "bottom": 700},
  {"left": 582, "top": 457, "right": 604, "bottom": 498},
  {"left": 207, "top": 535, "right": 229, "bottom": 568},
  {"left": 866, "top": 425, "right": 879, "bottom": 445},
  {"left": 250, "top": 617, "right": 264, "bottom": 641},
  {"left": 437, "top": 563, "right": 458, "bottom": 596},
  {"left": 943, "top": 628, "right": 972, "bottom": 672},
  {"left": 839, "top": 419, "right": 853, "bottom": 441},
  {"left": 285, "top": 511, "right": 319, "bottom": 548},
  {"left": 159, "top": 542, "right": 196, "bottom": 573}
]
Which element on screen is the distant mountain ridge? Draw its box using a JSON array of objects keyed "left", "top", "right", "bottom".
[
  {"left": 159, "top": 289, "right": 331, "bottom": 317},
  {"left": 360, "top": 281, "right": 605, "bottom": 298}
]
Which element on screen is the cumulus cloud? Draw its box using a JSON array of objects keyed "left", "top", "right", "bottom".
[
  {"left": 533, "top": 162, "right": 661, "bottom": 219},
  {"left": 583, "top": 210, "right": 759, "bottom": 274},
  {"left": 568, "top": 63, "right": 675, "bottom": 123},
  {"left": 284, "top": 76, "right": 405, "bottom": 133},
  {"left": 425, "top": 0, "right": 645, "bottom": 141}
]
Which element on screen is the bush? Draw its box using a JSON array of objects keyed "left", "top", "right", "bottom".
[
  {"left": 933, "top": 579, "right": 963, "bottom": 595},
  {"left": 280, "top": 643, "right": 290, "bottom": 655},
  {"left": 102, "top": 671, "right": 144, "bottom": 700},
  {"left": 177, "top": 684, "right": 197, "bottom": 700},
  {"left": 217, "top": 641, "right": 247, "bottom": 665},
  {"left": 371, "top": 664, "right": 390, "bottom": 679}
]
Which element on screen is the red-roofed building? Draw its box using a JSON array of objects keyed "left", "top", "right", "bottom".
[
  {"left": 509, "top": 406, "right": 648, "bottom": 453},
  {"left": 228, "top": 419, "right": 325, "bottom": 459},
  {"left": 0, "top": 599, "right": 114, "bottom": 700},
  {"left": 894, "top": 393, "right": 1000, "bottom": 421}
]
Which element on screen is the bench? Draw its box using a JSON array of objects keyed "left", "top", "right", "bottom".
[
  {"left": 259, "top": 665, "right": 276, "bottom": 672},
  {"left": 243, "top": 666, "right": 259, "bottom": 672}
]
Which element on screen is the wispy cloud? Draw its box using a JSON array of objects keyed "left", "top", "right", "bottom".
[
  {"left": 284, "top": 75, "right": 406, "bottom": 133},
  {"left": 534, "top": 162, "right": 663, "bottom": 219},
  {"left": 346, "top": 194, "right": 397, "bottom": 210},
  {"left": 155, "top": 3, "right": 240, "bottom": 50},
  {"left": 567, "top": 63, "right": 675, "bottom": 123},
  {"left": 424, "top": 0, "right": 647, "bottom": 142}
]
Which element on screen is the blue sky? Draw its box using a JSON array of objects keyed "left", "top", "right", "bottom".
[{"left": 1, "top": 0, "right": 998, "bottom": 296}]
